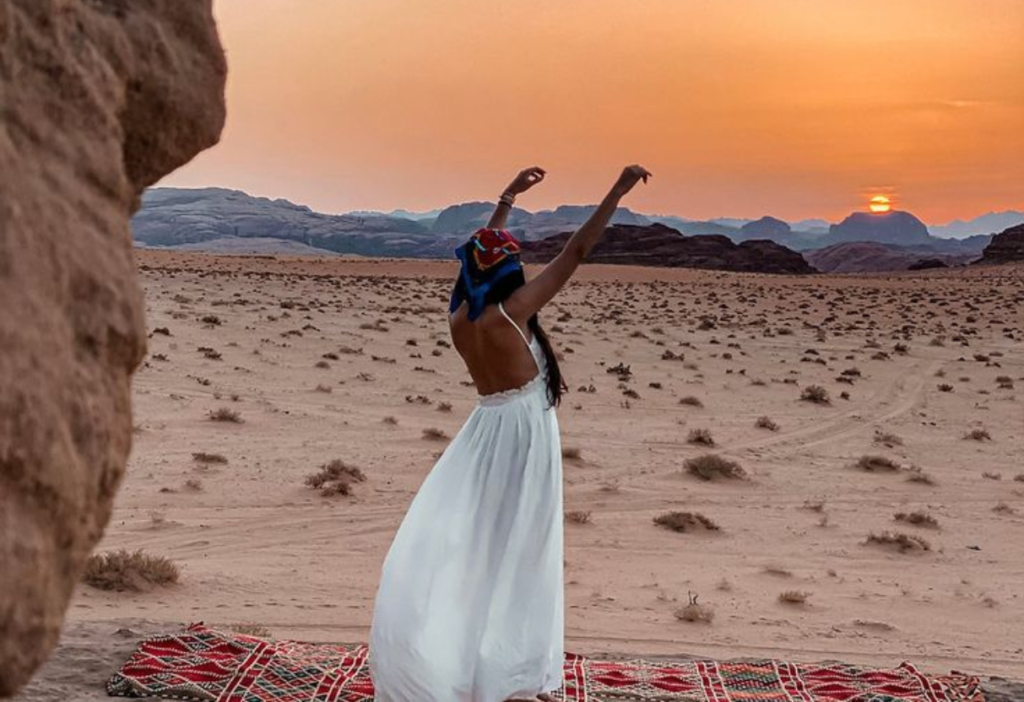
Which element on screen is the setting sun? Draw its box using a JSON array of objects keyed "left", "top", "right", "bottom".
[{"left": 869, "top": 196, "right": 891, "bottom": 213}]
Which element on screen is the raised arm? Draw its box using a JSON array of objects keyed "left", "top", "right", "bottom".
[
  {"left": 505, "top": 165, "right": 651, "bottom": 320},
  {"left": 486, "top": 166, "right": 547, "bottom": 230}
]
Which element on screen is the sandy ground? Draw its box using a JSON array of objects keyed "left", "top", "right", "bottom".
[{"left": 15, "top": 252, "right": 1024, "bottom": 699}]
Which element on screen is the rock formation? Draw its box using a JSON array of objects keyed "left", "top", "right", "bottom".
[
  {"left": 521, "top": 223, "right": 816, "bottom": 275},
  {"left": 827, "top": 211, "right": 933, "bottom": 246},
  {"left": 0, "top": 1, "right": 226, "bottom": 695},
  {"left": 975, "top": 224, "right": 1024, "bottom": 265}
]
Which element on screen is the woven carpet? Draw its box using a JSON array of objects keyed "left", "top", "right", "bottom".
[{"left": 107, "top": 624, "right": 983, "bottom": 701}]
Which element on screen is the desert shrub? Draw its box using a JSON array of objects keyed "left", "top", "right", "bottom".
[
  {"left": 184, "top": 478, "right": 203, "bottom": 492},
  {"left": 800, "top": 385, "right": 830, "bottom": 404},
  {"left": 873, "top": 431, "right": 903, "bottom": 447},
  {"left": 565, "top": 510, "right": 592, "bottom": 525},
  {"left": 937, "top": 383, "right": 954, "bottom": 393},
  {"left": 382, "top": 415, "right": 398, "bottom": 425},
  {"left": 684, "top": 454, "right": 746, "bottom": 481},
  {"left": 653, "top": 511, "right": 720, "bottom": 533},
  {"left": 905, "top": 468, "right": 936, "bottom": 485},
  {"left": 678, "top": 395, "right": 704, "bottom": 408},
  {"left": 963, "top": 428, "right": 991, "bottom": 441},
  {"left": 686, "top": 428, "right": 715, "bottom": 446},
  {"left": 437, "top": 402, "right": 453, "bottom": 413},
  {"left": 192, "top": 452, "right": 227, "bottom": 464},
  {"left": 894, "top": 511, "right": 939, "bottom": 529},
  {"left": 304, "top": 460, "right": 367, "bottom": 496},
  {"left": 422, "top": 427, "right": 449, "bottom": 441},
  {"left": 208, "top": 408, "right": 242, "bottom": 423},
  {"left": 778, "top": 590, "right": 810, "bottom": 605},
  {"left": 562, "top": 446, "right": 582, "bottom": 461},
  {"left": 866, "top": 531, "right": 931, "bottom": 553},
  {"left": 83, "top": 549, "right": 180, "bottom": 592},
  {"left": 755, "top": 416, "right": 779, "bottom": 431},
  {"left": 854, "top": 455, "right": 901, "bottom": 472},
  {"left": 675, "top": 598, "right": 715, "bottom": 624}
]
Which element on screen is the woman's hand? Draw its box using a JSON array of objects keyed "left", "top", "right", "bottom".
[
  {"left": 612, "top": 165, "right": 652, "bottom": 198},
  {"left": 506, "top": 166, "right": 547, "bottom": 195}
]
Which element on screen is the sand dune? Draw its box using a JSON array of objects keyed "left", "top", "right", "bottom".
[{"left": 15, "top": 252, "right": 1023, "bottom": 699}]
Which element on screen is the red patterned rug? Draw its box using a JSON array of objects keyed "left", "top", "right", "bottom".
[{"left": 107, "top": 624, "right": 983, "bottom": 701}]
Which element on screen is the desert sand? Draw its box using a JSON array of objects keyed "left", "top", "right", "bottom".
[{"left": 15, "top": 251, "right": 1024, "bottom": 699}]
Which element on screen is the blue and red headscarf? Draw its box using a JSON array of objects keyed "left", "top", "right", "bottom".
[{"left": 448, "top": 228, "right": 523, "bottom": 321}]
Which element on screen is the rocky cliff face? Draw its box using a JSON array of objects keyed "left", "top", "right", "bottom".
[
  {"left": 0, "top": 1, "right": 225, "bottom": 695},
  {"left": 976, "top": 224, "right": 1024, "bottom": 265},
  {"left": 521, "top": 223, "right": 816, "bottom": 274}
]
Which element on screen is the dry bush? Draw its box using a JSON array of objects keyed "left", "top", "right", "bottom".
[
  {"left": 963, "top": 428, "right": 991, "bottom": 441},
  {"left": 304, "top": 460, "right": 367, "bottom": 496},
  {"left": 678, "top": 395, "right": 704, "bottom": 408},
  {"left": 565, "top": 510, "right": 592, "bottom": 525},
  {"left": 192, "top": 452, "right": 227, "bottom": 465},
  {"left": 778, "top": 590, "right": 810, "bottom": 605},
  {"left": 906, "top": 467, "right": 936, "bottom": 485},
  {"left": 83, "top": 549, "right": 180, "bottom": 592},
  {"left": 315, "top": 384, "right": 333, "bottom": 393},
  {"left": 653, "top": 511, "right": 720, "bottom": 533},
  {"left": 873, "top": 430, "right": 903, "bottom": 447},
  {"left": 184, "top": 478, "right": 203, "bottom": 492},
  {"left": 894, "top": 511, "right": 939, "bottom": 529},
  {"left": 854, "top": 455, "right": 901, "bottom": 472},
  {"left": 562, "top": 446, "right": 582, "bottom": 461},
  {"left": 685, "top": 454, "right": 746, "bottom": 481},
  {"left": 437, "top": 402, "right": 453, "bottom": 413},
  {"left": 686, "top": 428, "right": 715, "bottom": 446},
  {"left": 762, "top": 565, "right": 792, "bottom": 577},
  {"left": 674, "top": 601, "right": 715, "bottom": 624},
  {"left": 755, "top": 416, "right": 779, "bottom": 431},
  {"left": 937, "top": 383, "right": 954, "bottom": 393},
  {"left": 382, "top": 416, "right": 398, "bottom": 425},
  {"left": 993, "top": 503, "right": 1017, "bottom": 515},
  {"left": 866, "top": 531, "right": 931, "bottom": 553},
  {"left": 422, "top": 427, "right": 449, "bottom": 441},
  {"left": 208, "top": 408, "right": 242, "bottom": 423},
  {"left": 982, "top": 471, "right": 1002, "bottom": 481},
  {"left": 800, "top": 385, "right": 830, "bottom": 404}
]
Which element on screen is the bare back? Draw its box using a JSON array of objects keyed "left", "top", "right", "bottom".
[{"left": 449, "top": 301, "right": 540, "bottom": 396}]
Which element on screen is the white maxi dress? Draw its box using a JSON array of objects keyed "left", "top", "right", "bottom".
[{"left": 369, "top": 303, "right": 564, "bottom": 701}]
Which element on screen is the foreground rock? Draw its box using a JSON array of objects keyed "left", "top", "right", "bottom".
[
  {"left": 0, "top": 1, "right": 225, "bottom": 695},
  {"left": 521, "top": 223, "right": 816, "bottom": 274},
  {"left": 975, "top": 224, "right": 1024, "bottom": 265}
]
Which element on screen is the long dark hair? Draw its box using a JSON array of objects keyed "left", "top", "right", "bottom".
[{"left": 452, "top": 269, "right": 566, "bottom": 406}]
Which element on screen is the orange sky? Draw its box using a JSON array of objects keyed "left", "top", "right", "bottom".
[{"left": 162, "top": 0, "right": 1024, "bottom": 222}]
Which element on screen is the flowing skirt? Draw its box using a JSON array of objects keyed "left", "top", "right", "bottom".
[{"left": 369, "top": 377, "right": 564, "bottom": 701}]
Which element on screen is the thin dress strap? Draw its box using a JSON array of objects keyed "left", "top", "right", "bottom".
[{"left": 498, "top": 302, "right": 539, "bottom": 370}]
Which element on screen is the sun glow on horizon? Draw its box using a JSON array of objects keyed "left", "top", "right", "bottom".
[{"left": 869, "top": 196, "right": 892, "bottom": 214}]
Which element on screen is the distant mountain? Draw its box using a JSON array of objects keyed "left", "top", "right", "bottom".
[
  {"left": 131, "top": 187, "right": 1000, "bottom": 269},
  {"left": 826, "top": 211, "right": 933, "bottom": 247},
  {"left": 792, "top": 218, "right": 830, "bottom": 233},
  {"left": 740, "top": 216, "right": 790, "bottom": 238},
  {"left": 522, "top": 222, "right": 816, "bottom": 275},
  {"left": 805, "top": 242, "right": 976, "bottom": 273},
  {"left": 930, "top": 211, "right": 1024, "bottom": 239},
  {"left": 975, "top": 223, "right": 1024, "bottom": 265},
  {"left": 132, "top": 188, "right": 456, "bottom": 257}
]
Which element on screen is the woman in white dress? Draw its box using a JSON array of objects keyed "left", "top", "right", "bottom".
[{"left": 369, "top": 164, "right": 652, "bottom": 702}]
